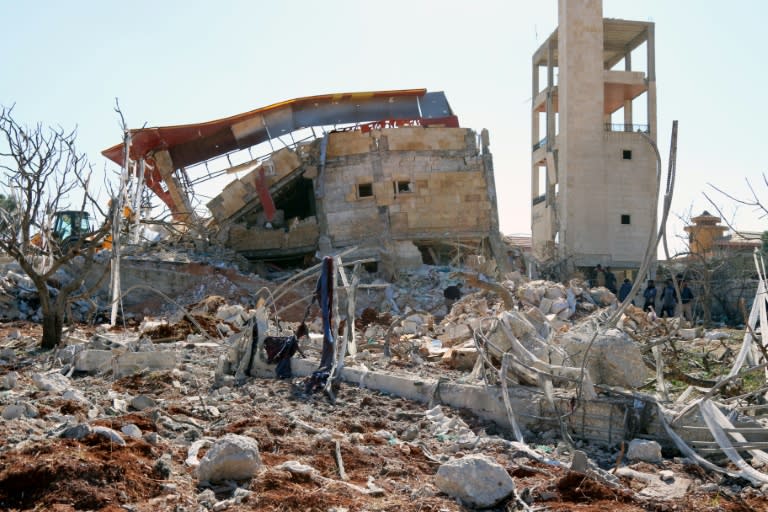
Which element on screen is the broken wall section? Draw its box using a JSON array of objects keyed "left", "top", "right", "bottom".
[
  {"left": 207, "top": 126, "right": 498, "bottom": 266},
  {"left": 323, "top": 127, "right": 493, "bottom": 247}
]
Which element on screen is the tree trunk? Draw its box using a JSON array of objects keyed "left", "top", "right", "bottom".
[{"left": 41, "top": 308, "right": 64, "bottom": 350}]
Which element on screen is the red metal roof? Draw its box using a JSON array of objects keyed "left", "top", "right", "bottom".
[{"left": 102, "top": 88, "right": 436, "bottom": 168}]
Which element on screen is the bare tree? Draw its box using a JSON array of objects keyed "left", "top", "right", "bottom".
[{"left": 0, "top": 106, "right": 113, "bottom": 349}]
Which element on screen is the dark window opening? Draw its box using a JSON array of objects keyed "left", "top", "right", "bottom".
[
  {"left": 621, "top": 214, "right": 631, "bottom": 225},
  {"left": 358, "top": 183, "right": 373, "bottom": 198},
  {"left": 394, "top": 180, "right": 413, "bottom": 194},
  {"left": 276, "top": 177, "right": 316, "bottom": 220},
  {"left": 622, "top": 149, "right": 632, "bottom": 160},
  {"left": 241, "top": 177, "right": 316, "bottom": 229},
  {"left": 363, "top": 261, "right": 378, "bottom": 273}
]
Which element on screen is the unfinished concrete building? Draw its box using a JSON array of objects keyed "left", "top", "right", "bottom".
[
  {"left": 531, "top": 0, "right": 657, "bottom": 275},
  {"left": 103, "top": 89, "right": 507, "bottom": 272}
]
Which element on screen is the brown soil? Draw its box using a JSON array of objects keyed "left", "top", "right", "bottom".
[{"left": 1, "top": 320, "right": 767, "bottom": 511}]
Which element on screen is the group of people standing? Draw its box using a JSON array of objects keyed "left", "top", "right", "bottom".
[
  {"left": 593, "top": 264, "right": 695, "bottom": 323},
  {"left": 641, "top": 278, "right": 694, "bottom": 322}
]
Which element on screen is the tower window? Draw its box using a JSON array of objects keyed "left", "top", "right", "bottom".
[
  {"left": 357, "top": 183, "right": 373, "bottom": 198},
  {"left": 394, "top": 180, "right": 413, "bottom": 195},
  {"left": 621, "top": 214, "right": 631, "bottom": 225},
  {"left": 622, "top": 150, "right": 632, "bottom": 160}
]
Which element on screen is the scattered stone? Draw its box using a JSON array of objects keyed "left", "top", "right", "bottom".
[
  {"left": 435, "top": 455, "right": 515, "bottom": 508},
  {"left": 61, "top": 423, "right": 92, "bottom": 440},
  {"left": 2, "top": 403, "right": 33, "bottom": 420},
  {"left": 130, "top": 394, "right": 158, "bottom": 411},
  {"left": 74, "top": 350, "right": 113, "bottom": 373},
  {"left": 92, "top": 425, "right": 126, "bottom": 446},
  {"left": 62, "top": 389, "right": 88, "bottom": 402},
  {"left": 32, "top": 372, "right": 70, "bottom": 393},
  {"left": 626, "top": 439, "right": 662, "bottom": 463},
  {"left": 0, "top": 348, "right": 17, "bottom": 363},
  {"left": 154, "top": 454, "right": 173, "bottom": 479},
  {"left": 1, "top": 371, "right": 17, "bottom": 390},
  {"left": 570, "top": 450, "right": 589, "bottom": 473},
  {"left": 196, "top": 434, "right": 262, "bottom": 483},
  {"left": 678, "top": 328, "right": 702, "bottom": 340},
  {"left": 121, "top": 423, "right": 143, "bottom": 439}
]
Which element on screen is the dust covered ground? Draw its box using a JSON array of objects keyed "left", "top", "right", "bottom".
[{"left": 0, "top": 320, "right": 766, "bottom": 512}]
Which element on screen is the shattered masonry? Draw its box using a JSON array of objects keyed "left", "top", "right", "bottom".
[{"left": 102, "top": 89, "right": 509, "bottom": 271}]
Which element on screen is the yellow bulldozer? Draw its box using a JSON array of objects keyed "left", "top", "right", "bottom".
[{"left": 30, "top": 210, "right": 113, "bottom": 253}]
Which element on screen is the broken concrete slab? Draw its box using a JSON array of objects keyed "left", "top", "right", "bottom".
[
  {"left": 557, "top": 326, "right": 647, "bottom": 388},
  {"left": 615, "top": 466, "right": 692, "bottom": 499},
  {"left": 74, "top": 350, "right": 113, "bottom": 373},
  {"left": 75, "top": 349, "right": 177, "bottom": 377}
]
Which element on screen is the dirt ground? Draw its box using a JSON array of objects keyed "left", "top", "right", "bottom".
[{"left": 0, "top": 319, "right": 767, "bottom": 512}]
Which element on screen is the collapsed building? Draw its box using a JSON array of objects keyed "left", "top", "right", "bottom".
[{"left": 102, "top": 89, "right": 510, "bottom": 274}]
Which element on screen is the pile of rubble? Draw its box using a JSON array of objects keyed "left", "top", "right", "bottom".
[{"left": 1, "top": 255, "right": 767, "bottom": 511}]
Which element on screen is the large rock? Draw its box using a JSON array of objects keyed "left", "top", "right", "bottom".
[
  {"left": 557, "top": 327, "right": 647, "bottom": 388},
  {"left": 627, "top": 439, "right": 662, "bottom": 463},
  {"left": 438, "top": 323, "right": 471, "bottom": 346},
  {"left": 2, "top": 403, "right": 37, "bottom": 420},
  {"left": 442, "top": 342, "right": 478, "bottom": 371},
  {"left": 197, "top": 434, "right": 262, "bottom": 483},
  {"left": 92, "top": 426, "right": 126, "bottom": 446},
  {"left": 32, "top": 372, "right": 70, "bottom": 393},
  {"left": 435, "top": 455, "right": 515, "bottom": 508}
]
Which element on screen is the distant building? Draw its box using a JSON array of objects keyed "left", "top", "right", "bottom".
[
  {"left": 530, "top": 0, "right": 657, "bottom": 274},
  {"left": 684, "top": 210, "right": 762, "bottom": 257}
]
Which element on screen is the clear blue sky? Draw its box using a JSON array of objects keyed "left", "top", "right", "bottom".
[{"left": 1, "top": 1, "right": 766, "bottom": 255}]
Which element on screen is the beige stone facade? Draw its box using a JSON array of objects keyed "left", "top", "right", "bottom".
[
  {"left": 210, "top": 126, "right": 501, "bottom": 265},
  {"left": 531, "top": 0, "right": 658, "bottom": 270}
]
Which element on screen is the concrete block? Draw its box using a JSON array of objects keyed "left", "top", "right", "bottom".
[
  {"left": 678, "top": 327, "right": 702, "bottom": 340},
  {"left": 75, "top": 350, "right": 114, "bottom": 373},
  {"left": 443, "top": 345, "right": 478, "bottom": 371},
  {"left": 258, "top": 356, "right": 636, "bottom": 446},
  {"left": 327, "top": 131, "right": 372, "bottom": 158},
  {"left": 114, "top": 351, "right": 177, "bottom": 378},
  {"left": 627, "top": 439, "right": 662, "bottom": 463},
  {"left": 538, "top": 297, "right": 553, "bottom": 314},
  {"left": 570, "top": 450, "right": 589, "bottom": 473},
  {"left": 383, "top": 127, "right": 469, "bottom": 152},
  {"left": 439, "top": 324, "right": 472, "bottom": 346},
  {"left": 269, "top": 148, "right": 301, "bottom": 178}
]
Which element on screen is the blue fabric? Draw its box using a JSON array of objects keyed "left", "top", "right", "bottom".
[
  {"left": 316, "top": 256, "right": 335, "bottom": 371},
  {"left": 319, "top": 258, "right": 334, "bottom": 346}
]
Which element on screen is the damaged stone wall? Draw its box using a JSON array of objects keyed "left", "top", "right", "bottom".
[
  {"left": 323, "top": 127, "right": 492, "bottom": 245},
  {"left": 206, "top": 126, "right": 496, "bottom": 263}
]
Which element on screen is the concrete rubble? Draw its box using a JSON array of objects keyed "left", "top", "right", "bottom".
[{"left": 1, "top": 251, "right": 768, "bottom": 511}]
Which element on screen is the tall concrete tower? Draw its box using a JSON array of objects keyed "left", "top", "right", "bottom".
[{"left": 531, "top": 0, "right": 657, "bottom": 274}]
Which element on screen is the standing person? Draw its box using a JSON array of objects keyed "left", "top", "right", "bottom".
[
  {"left": 680, "top": 280, "right": 694, "bottom": 323},
  {"left": 618, "top": 278, "right": 633, "bottom": 303},
  {"left": 594, "top": 264, "right": 606, "bottom": 288},
  {"left": 660, "top": 279, "right": 677, "bottom": 318},
  {"left": 605, "top": 267, "right": 617, "bottom": 294},
  {"left": 643, "top": 279, "right": 657, "bottom": 313}
]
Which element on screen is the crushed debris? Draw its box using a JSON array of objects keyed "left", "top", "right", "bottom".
[{"left": 1, "top": 248, "right": 768, "bottom": 511}]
